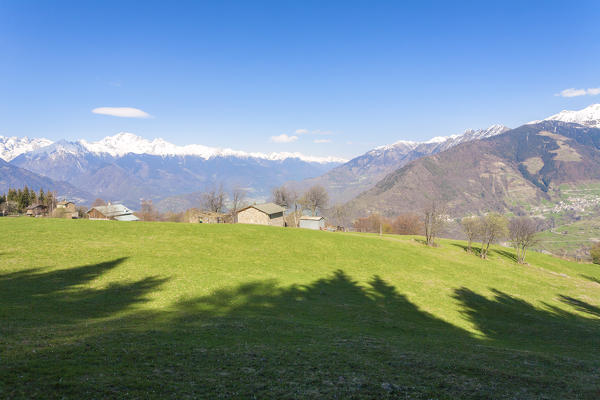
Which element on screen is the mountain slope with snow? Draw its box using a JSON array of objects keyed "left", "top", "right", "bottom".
[
  {"left": 79, "top": 132, "right": 346, "bottom": 163},
  {"left": 291, "top": 124, "right": 509, "bottom": 203},
  {"left": 530, "top": 104, "right": 600, "bottom": 128},
  {"left": 0, "top": 136, "right": 53, "bottom": 162},
  {"left": 10, "top": 134, "right": 345, "bottom": 206}
]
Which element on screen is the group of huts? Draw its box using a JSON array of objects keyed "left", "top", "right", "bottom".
[
  {"left": 23, "top": 199, "right": 326, "bottom": 229},
  {"left": 236, "top": 202, "right": 326, "bottom": 230}
]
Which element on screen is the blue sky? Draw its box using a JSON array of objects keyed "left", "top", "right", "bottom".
[{"left": 0, "top": 1, "right": 599, "bottom": 158}]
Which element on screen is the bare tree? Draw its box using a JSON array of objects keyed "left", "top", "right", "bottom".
[
  {"left": 329, "top": 204, "right": 349, "bottom": 230},
  {"left": 509, "top": 217, "right": 540, "bottom": 264},
  {"left": 300, "top": 185, "right": 329, "bottom": 216},
  {"left": 461, "top": 216, "right": 480, "bottom": 253},
  {"left": 272, "top": 186, "right": 300, "bottom": 226},
  {"left": 202, "top": 184, "right": 227, "bottom": 213},
  {"left": 423, "top": 201, "right": 446, "bottom": 247},
  {"left": 92, "top": 198, "right": 107, "bottom": 207},
  {"left": 139, "top": 199, "right": 160, "bottom": 221},
  {"left": 479, "top": 213, "right": 508, "bottom": 259},
  {"left": 230, "top": 187, "right": 247, "bottom": 222}
]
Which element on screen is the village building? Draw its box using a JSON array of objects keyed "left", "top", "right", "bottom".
[
  {"left": 87, "top": 204, "right": 140, "bottom": 221},
  {"left": 26, "top": 203, "right": 48, "bottom": 217},
  {"left": 184, "top": 208, "right": 228, "bottom": 224},
  {"left": 57, "top": 200, "right": 76, "bottom": 212},
  {"left": 299, "top": 215, "right": 326, "bottom": 230},
  {"left": 236, "top": 203, "right": 285, "bottom": 227}
]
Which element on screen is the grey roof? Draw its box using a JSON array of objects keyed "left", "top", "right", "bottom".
[
  {"left": 27, "top": 203, "right": 47, "bottom": 210},
  {"left": 57, "top": 200, "right": 74, "bottom": 205},
  {"left": 240, "top": 202, "right": 285, "bottom": 215},
  {"left": 113, "top": 214, "right": 140, "bottom": 221},
  {"left": 88, "top": 204, "right": 135, "bottom": 218},
  {"left": 300, "top": 216, "right": 325, "bottom": 221}
]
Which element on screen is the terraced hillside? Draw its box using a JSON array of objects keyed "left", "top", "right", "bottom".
[{"left": 1, "top": 218, "right": 599, "bottom": 398}]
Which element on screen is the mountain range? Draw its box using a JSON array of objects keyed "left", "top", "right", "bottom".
[
  {"left": 289, "top": 124, "right": 510, "bottom": 203},
  {"left": 0, "top": 133, "right": 345, "bottom": 207},
  {"left": 2, "top": 104, "right": 600, "bottom": 215},
  {"left": 348, "top": 120, "right": 600, "bottom": 216}
]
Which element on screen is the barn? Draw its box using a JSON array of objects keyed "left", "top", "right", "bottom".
[
  {"left": 236, "top": 203, "right": 285, "bottom": 227},
  {"left": 87, "top": 204, "right": 140, "bottom": 221},
  {"left": 299, "top": 215, "right": 326, "bottom": 230},
  {"left": 26, "top": 203, "right": 48, "bottom": 217}
]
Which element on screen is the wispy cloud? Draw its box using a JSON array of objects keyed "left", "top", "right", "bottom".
[
  {"left": 314, "top": 139, "right": 332, "bottom": 143},
  {"left": 555, "top": 87, "right": 600, "bottom": 98},
  {"left": 295, "top": 128, "right": 333, "bottom": 135},
  {"left": 92, "top": 107, "right": 151, "bottom": 118},
  {"left": 270, "top": 134, "right": 298, "bottom": 143}
]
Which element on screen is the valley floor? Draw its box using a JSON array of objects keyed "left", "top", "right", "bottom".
[{"left": 1, "top": 218, "right": 599, "bottom": 399}]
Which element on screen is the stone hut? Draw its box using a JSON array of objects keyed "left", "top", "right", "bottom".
[{"left": 236, "top": 203, "right": 285, "bottom": 227}]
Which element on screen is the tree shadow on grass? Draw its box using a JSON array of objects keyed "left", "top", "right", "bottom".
[
  {"left": 3, "top": 268, "right": 600, "bottom": 398},
  {"left": 453, "top": 287, "right": 599, "bottom": 354},
  {"left": 559, "top": 295, "right": 600, "bottom": 318},
  {"left": 0, "top": 257, "right": 168, "bottom": 325},
  {"left": 451, "top": 243, "right": 518, "bottom": 262},
  {"left": 581, "top": 274, "right": 600, "bottom": 285}
]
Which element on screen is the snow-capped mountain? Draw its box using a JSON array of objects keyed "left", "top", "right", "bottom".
[
  {"left": 0, "top": 136, "right": 53, "bottom": 162},
  {"left": 530, "top": 103, "right": 600, "bottom": 128},
  {"left": 291, "top": 124, "right": 510, "bottom": 203},
  {"left": 79, "top": 132, "right": 346, "bottom": 163},
  {"left": 371, "top": 124, "right": 509, "bottom": 155},
  {"left": 8, "top": 134, "right": 345, "bottom": 207}
]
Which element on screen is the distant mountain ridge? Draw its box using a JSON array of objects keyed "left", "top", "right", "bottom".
[
  {"left": 348, "top": 120, "right": 600, "bottom": 217},
  {"left": 291, "top": 124, "right": 509, "bottom": 203},
  {"left": 530, "top": 103, "right": 600, "bottom": 128},
  {"left": 0, "top": 136, "right": 53, "bottom": 162},
  {"left": 1, "top": 132, "right": 346, "bottom": 164},
  {"left": 8, "top": 135, "right": 344, "bottom": 207}
]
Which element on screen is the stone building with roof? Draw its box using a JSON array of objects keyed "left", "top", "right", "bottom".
[
  {"left": 87, "top": 203, "right": 140, "bottom": 221},
  {"left": 236, "top": 203, "right": 285, "bottom": 227}
]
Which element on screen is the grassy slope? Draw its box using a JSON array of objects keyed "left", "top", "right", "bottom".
[{"left": 1, "top": 218, "right": 599, "bottom": 399}]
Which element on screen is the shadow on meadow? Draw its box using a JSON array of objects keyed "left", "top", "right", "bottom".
[
  {"left": 581, "top": 274, "right": 600, "bottom": 285},
  {"left": 2, "top": 265, "right": 599, "bottom": 398},
  {"left": 0, "top": 257, "right": 167, "bottom": 325},
  {"left": 450, "top": 243, "right": 518, "bottom": 262}
]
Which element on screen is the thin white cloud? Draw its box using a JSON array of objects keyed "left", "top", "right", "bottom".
[
  {"left": 294, "top": 128, "right": 333, "bottom": 135},
  {"left": 314, "top": 139, "right": 332, "bottom": 143},
  {"left": 555, "top": 87, "right": 600, "bottom": 97},
  {"left": 270, "top": 134, "right": 298, "bottom": 143},
  {"left": 92, "top": 107, "right": 151, "bottom": 118}
]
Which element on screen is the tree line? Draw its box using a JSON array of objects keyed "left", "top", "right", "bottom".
[{"left": 0, "top": 187, "right": 58, "bottom": 214}]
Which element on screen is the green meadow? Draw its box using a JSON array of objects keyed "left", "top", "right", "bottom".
[{"left": 1, "top": 218, "right": 599, "bottom": 399}]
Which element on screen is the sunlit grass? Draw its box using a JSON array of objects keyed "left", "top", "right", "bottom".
[{"left": 1, "top": 218, "right": 599, "bottom": 398}]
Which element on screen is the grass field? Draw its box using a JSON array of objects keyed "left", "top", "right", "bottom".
[{"left": 1, "top": 218, "right": 599, "bottom": 399}]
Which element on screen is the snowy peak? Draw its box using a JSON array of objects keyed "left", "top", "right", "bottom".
[
  {"left": 0, "top": 136, "right": 53, "bottom": 161},
  {"left": 532, "top": 104, "right": 600, "bottom": 128},
  {"left": 374, "top": 124, "right": 509, "bottom": 154},
  {"left": 79, "top": 132, "right": 346, "bottom": 163}
]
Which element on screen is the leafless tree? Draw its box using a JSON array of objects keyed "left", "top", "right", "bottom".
[
  {"left": 300, "top": 185, "right": 329, "bottom": 216},
  {"left": 230, "top": 187, "right": 247, "bottom": 222},
  {"left": 461, "top": 216, "right": 480, "bottom": 253},
  {"left": 478, "top": 213, "right": 508, "bottom": 259},
  {"left": 202, "top": 184, "right": 227, "bottom": 213},
  {"left": 272, "top": 185, "right": 300, "bottom": 226},
  {"left": 423, "top": 201, "right": 446, "bottom": 247},
  {"left": 92, "top": 198, "right": 106, "bottom": 207},
  {"left": 328, "top": 204, "right": 350, "bottom": 230},
  {"left": 139, "top": 199, "right": 160, "bottom": 221},
  {"left": 509, "top": 217, "right": 540, "bottom": 263}
]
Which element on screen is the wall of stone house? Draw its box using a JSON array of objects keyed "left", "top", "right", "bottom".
[
  {"left": 268, "top": 214, "right": 285, "bottom": 227},
  {"left": 237, "top": 207, "right": 270, "bottom": 225}
]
